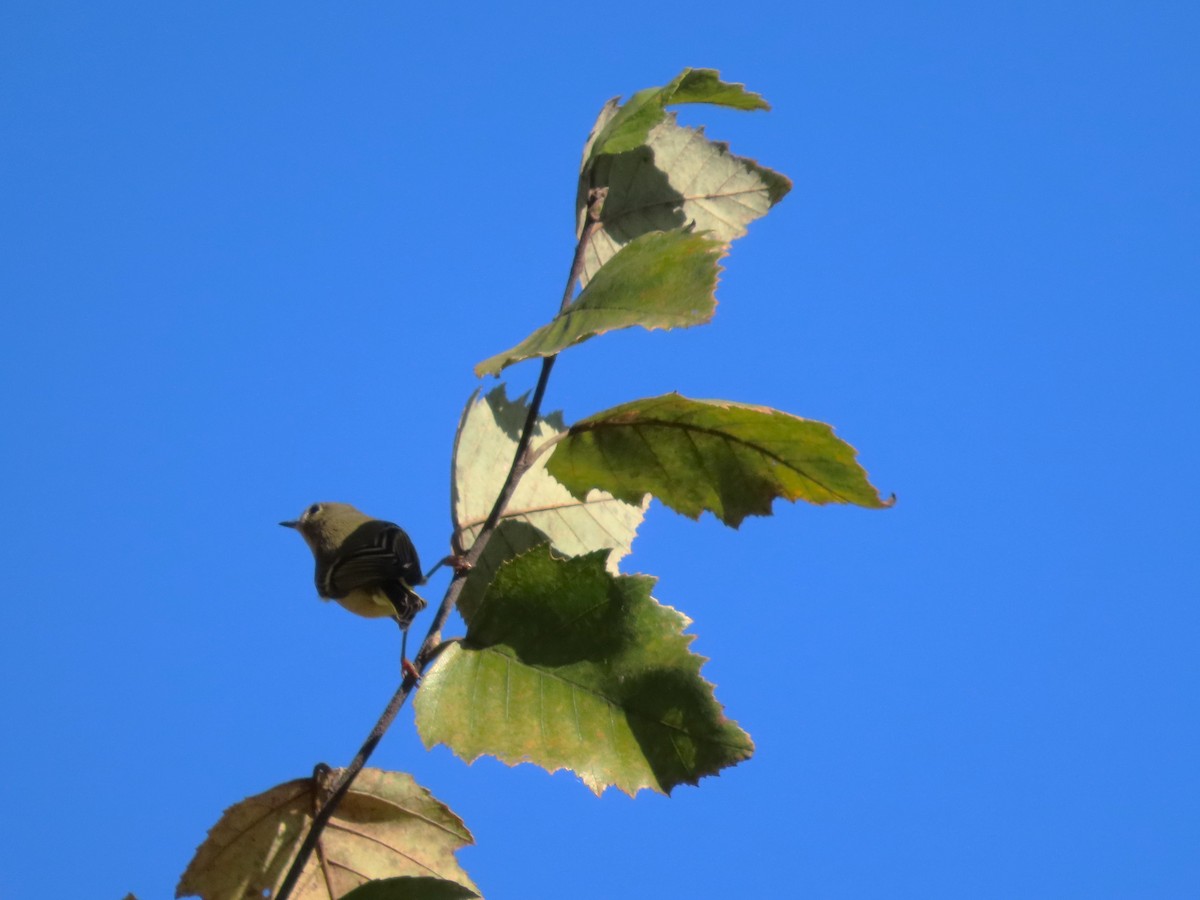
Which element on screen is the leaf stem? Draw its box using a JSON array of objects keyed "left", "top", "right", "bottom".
[
  {"left": 524, "top": 431, "right": 568, "bottom": 468},
  {"left": 272, "top": 187, "right": 607, "bottom": 900}
]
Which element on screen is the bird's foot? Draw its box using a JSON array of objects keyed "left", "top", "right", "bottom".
[{"left": 402, "top": 658, "right": 422, "bottom": 683}]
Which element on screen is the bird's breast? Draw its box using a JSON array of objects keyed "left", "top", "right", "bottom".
[{"left": 330, "top": 588, "right": 397, "bottom": 619}]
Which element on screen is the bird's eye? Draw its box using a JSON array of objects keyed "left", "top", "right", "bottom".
[{"left": 306, "top": 503, "right": 321, "bottom": 518}]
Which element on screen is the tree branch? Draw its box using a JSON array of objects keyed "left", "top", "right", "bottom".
[{"left": 273, "top": 188, "right": 607, "bottom": 900}]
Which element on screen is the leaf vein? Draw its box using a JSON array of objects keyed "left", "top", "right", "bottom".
[{"left": 575, "top": 417, "right": 855, "bottom": 504}]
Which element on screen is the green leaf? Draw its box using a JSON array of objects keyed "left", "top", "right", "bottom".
[
  {"left": 415, "top": 547, "right": 753, "bottom": 797},
  {"left": 176, "top": 768, "right": 476, "bottom": 900},
  {"left": 578, "top": 97, "right": 620, "bottom": 173},
  {"left": 452, "top": 386, "right": 647, "bottom": 623},
  {"left": 577, "top": 114, "right": 790, "bottom": 286},
  {"left": 475, "top": 229, "right": 724, "bottom": 377},
  {"left": 583, "top": 68, "right": 769, "bottom": 166},
  {"left": 453, "top": 519, "right": 554, "bottom": 626},
  {"left": 341, "top": 877, "right": 480, "bottom": 900},
  {"left": 545, "top": 394, "right": 894, "bottom": 527}
]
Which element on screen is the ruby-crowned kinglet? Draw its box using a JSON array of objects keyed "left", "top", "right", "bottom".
[{"left": 281, "top": 502, "right": 426, "bottom": 657}]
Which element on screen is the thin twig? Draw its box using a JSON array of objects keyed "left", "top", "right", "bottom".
[
  {"left": 273, "top": 188, "right": 607, "bottom": 900},
  {"left": 274, "top": 672, "right": 421, "bottom": 900},
  {"left": 311, "top": 765, "right": 336, "bottom": 893}
]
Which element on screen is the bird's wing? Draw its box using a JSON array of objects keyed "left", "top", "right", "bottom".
[{"left": 321, "top": 520, "right": 423, "bottom": 598}]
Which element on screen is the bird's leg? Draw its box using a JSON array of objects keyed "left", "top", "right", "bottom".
[{"left": 396, "top": 619, "right": 421, "bottom": 683}]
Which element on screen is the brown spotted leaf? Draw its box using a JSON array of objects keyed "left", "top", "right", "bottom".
[{"left": 176, "top": 769, "right": 475, "bottom": 900}]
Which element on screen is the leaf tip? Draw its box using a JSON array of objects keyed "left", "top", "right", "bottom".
[{"left": 472, "top": 359, "right": 500, "bottom": 379}]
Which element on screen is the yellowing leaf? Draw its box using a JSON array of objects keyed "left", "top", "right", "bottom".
[
  {"left": 582, "top": 68, "right": 770, "bottom": 167},
  {"left": 176, "top": 769, "right": 475, "bottom": 900},
  {"left": 415, "top": 547, "right": 753, "bottom": 796},
  {"left": 475, "top": 229, "right": 724, "bottom": 377},
  {"left": 546, "top": 394, "right": 894, "bottom": 527}
]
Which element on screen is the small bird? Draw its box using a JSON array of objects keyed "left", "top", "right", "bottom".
[{"left": 281, "top": 502, "right": 426, "bottom": 668}]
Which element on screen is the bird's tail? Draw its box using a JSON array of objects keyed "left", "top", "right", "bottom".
[{"left": 385, "top": 582, "right": 427, "bottom": 632}]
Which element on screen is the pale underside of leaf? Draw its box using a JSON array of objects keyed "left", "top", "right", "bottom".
[
  {"left": 579, "top": 97, "right": 620, "bottom": 173},
  {"left": 176, "top": 769, "right": 475, "bottom": 900},
  {"left": 415, "top": 548, "right": 753, "bottom": 797},
  {"left": 451, "top": 386, "right": 647, "bottom": 622},
  {"left": 545, "top": 393, "right": 894, "bottom": 527},
  {"left": 577, "top": 114, "right": 791, "bottom": 286},
  {"left": 474, "top": 229, "right": 724, "bottom": 377}
]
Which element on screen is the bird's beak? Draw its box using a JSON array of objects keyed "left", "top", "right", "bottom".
[{"left": 280, "top": 520, "right": 299, "bottom": 529}]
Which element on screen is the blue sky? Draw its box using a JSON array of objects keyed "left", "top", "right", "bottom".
[{"left": 2, "top": 2, "right": 1197, "bottom": 898}]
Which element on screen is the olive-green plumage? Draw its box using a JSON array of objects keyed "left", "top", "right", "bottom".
[{"left": 281, "top": 502, "right": 426, "bottom": 628}]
